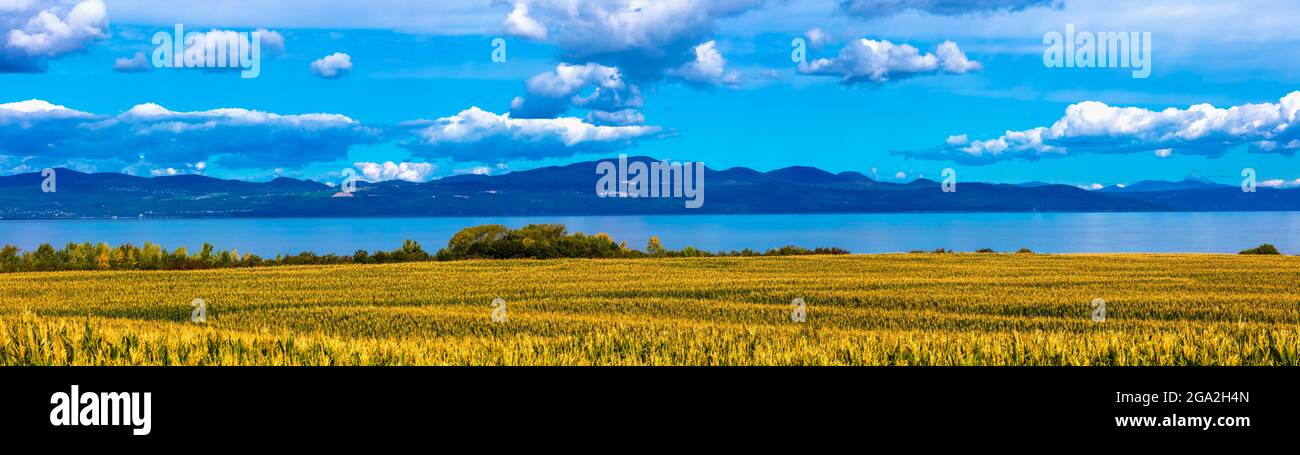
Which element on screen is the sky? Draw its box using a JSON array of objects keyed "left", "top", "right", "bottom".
[{"left": 2, "top": 0, "right": 1300, "bottom": 189}]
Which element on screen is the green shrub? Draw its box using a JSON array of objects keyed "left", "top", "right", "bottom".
[{"left": 1239, "top": 244, "right": 1281, "bottom": 255}]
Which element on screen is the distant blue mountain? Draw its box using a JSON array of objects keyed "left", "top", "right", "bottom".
[
  {"left": 1, "top": 156, "right": 1296, "bottom": 218},
  {"left": 1100, "top": 179, "right": 1234, "bottom": 192}
]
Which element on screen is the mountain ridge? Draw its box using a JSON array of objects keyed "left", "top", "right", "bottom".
[{"left": 1, "top": 157, "right": 1296, "bottom": 218}]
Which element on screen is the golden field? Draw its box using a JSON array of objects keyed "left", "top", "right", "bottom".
[{"left": 1, "top": 254, "right": 1298, "bottom": 366}]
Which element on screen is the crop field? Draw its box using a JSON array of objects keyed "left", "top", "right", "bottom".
[{"left": 1, "top": 254, "right": 1298, "bottom": 366}]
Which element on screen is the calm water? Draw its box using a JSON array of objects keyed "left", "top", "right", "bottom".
[{"left": 1, "top": 212, "right": 1297, "bottom": 256}]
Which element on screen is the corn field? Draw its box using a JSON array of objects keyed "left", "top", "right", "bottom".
[{"left": 1, "top": 254, "right": 1298, "bottom": 365}]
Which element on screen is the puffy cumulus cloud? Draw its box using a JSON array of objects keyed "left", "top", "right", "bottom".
[
  {"left": 256, "top": 28, "right": 285, "bottom": 54},
  {"left": 112, "top": 51, "right": 151, "bottom": 72},
  {"left": 355, "top": 161, "right": 435, "bottom": 182},
  {"left": 798, "top": 38, "right": 978, "bottom": 84},
  {"left": 509, "top": 63, "right": 643, "bottom": 119},
  {"left": 836, "top": 0, "right": 1059, "bottom": 18},
  {"left": 399, "top": 107, "right": 662, "bottom": 162},
  {"left": 503, "top": 1, "right": 545, "bottom": 39},
  {"left": 501, "top": 0, "right": 763, "bottom": 84},
  {"left": 0, "top": 0, "right": 108, "bottom": 72},
  {"left": 898, "top": 91, "right": 1300, "bottom": 165},
  {"left": 310, "top": 52, "right": 352, "bottom": 78},
  {"left": 933, "top": 41, "right": 979, "bottom": 73},
  {"left": 666, "top": 40, "right": 741, "bottom": 88},
  {"left": 0, "top": 99, "right": 382, "bottom": 171},
  {"left": 0, "top": 99, "right": 95, "bottom": 161}
]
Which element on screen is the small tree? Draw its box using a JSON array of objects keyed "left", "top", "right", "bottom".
[
  {"left": 95, "top": 244, "right": 112, "bottom": 270},
  {"left": 199, "top": 243, "right": 215, "bottom": 265},
  {"left": 646, "top": 236, "right": 666, "bottom": 256}
]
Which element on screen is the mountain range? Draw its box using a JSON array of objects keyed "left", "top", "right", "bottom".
[{"left": 1, "top": 157, "right": 1295, "bottom": 218}]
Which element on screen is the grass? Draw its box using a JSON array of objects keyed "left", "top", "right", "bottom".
[{"left": 1, "top": 254, "right": 1298, "bottom": 365}]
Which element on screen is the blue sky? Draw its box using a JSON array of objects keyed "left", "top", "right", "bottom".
[{"left": 2, "top": 0, "right": 1300, "bottom": 189}]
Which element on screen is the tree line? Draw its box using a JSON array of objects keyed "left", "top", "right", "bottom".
[{"left": 0, "top": 224, "right": 848, "bottom": 273}]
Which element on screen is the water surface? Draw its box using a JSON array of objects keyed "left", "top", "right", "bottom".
[{"left": 1, "top": 212, "right": 1296, "bottom": 256}]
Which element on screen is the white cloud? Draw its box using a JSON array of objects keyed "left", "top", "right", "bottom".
[
  {"left": 666, "top": 40, "right": 742, "bottom": 87},
  {"left": 805, "top": 27, "right": 829, "bottom": 48},
  {"left": 798, "top": 38, "right": 979, "bottom": 84},
  {"left": 355, "top": 161, "right": 435, "bottom": 182},
  {"left": 0, "top": 99, "right": 382, "bottom": 171},
  {"left": 1260, "top": 178, "right": 1300, "bottom": 188},
  {"left": 0, "top": 98, "right": 90, "bottom": 117},
  {"left": 900, "top": 91, "right": 1300, "bottom": 164},
  {"left": 310, "top": 52, "right": 352, "bottom": 78},
  {"left": 934, "top": 40, "right": 980, "bottom": 73},
  {"left": 401, "top": 106, "right": 662, "bottom": 162},
  {"left": 89, "top": 0, "right": 1300, "bottom": 77},
  {"left": 454, "top": 166, "right": 492, "bottom": 176},
  {"left": 894, "top": 171, "right": 906, "bottom": 179},
  {"left": 112, "top": 51, "right": 151, "bottom": 72},
  {"left": 0, "top": 0, "right": 108, "bottom": 72},
  {"left": 586, "top": 108, "right": 645, "bottom": 126},
  {"left": 503, "top": 2, "right": 545, "bottom": 39},
  {"left": 501, "top": 0, "right": 767, "bottom": 83},
  {"left": 256, "top": 28, "right": 285, "bottom": 54},
  {"left": 837, "top": 0, "right": 1059, "bottom": 18},
  {"left": 510, "top": 63, "right": 643, "bottom": 118}
]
